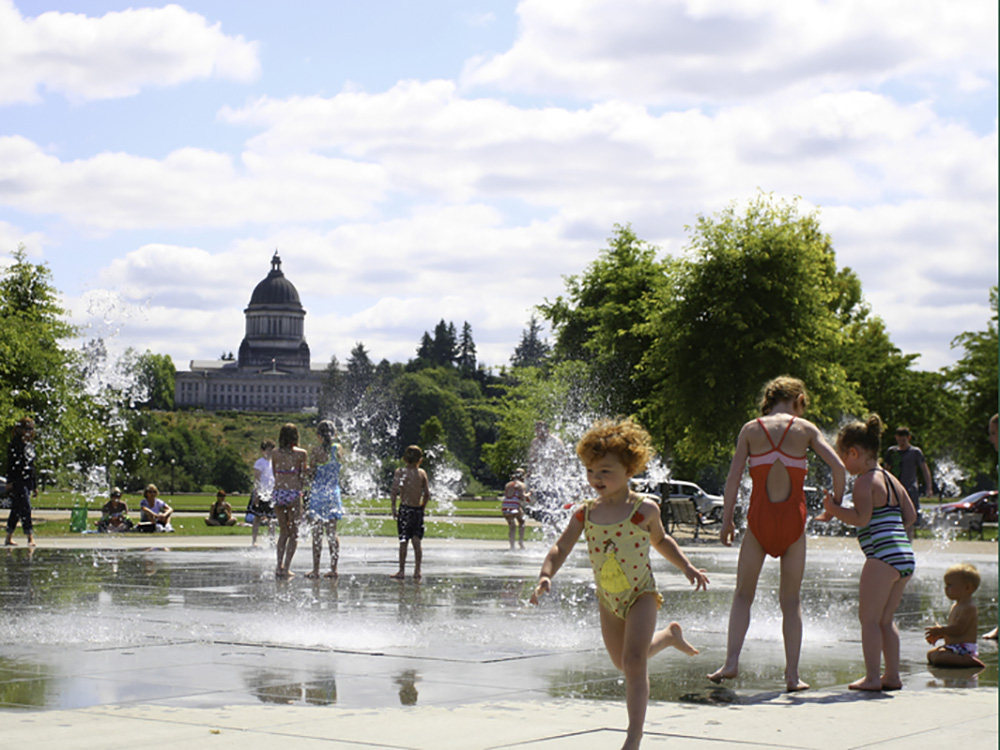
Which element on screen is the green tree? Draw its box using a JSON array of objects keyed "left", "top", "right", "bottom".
[
  {"left": 510, "top": 315, "right": 551, "bottom": 369},
  {"left": 318, "top": 355, "right": 345, "bottom": 418},
  {"left": 540, "top": 224, "right": 669, "bottom": 414},
  {"left": 639, "top": 195, "right": 863, "bottom": 471},
  {"left": 457, "top": 321, "right": 477, "bottom": 375},
  {"left": 944, "top": 286, "right": 999, "bottom": 487},
  {"left": 134, "top": 351, "right": 175, "bottom": 410},
  {"left": 345, "top": 343, "right": 375, "bottom": 410}
]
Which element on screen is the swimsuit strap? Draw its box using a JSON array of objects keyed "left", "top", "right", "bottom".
[
  {"left": 774, "top": 415, "right": 796, "bottom": 450},
  {"left": 880, "top": 468, "right": 901, "bottom": 508},
  {"left": 756, "top": 418, "right": 778, "bottom": 450}
]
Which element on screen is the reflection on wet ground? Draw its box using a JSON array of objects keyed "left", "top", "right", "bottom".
[{"left": 0, "top": 540, "right": 995, "bottom": 710}]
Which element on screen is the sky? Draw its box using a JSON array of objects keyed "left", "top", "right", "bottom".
[{"left": 0, "top": 0, "right": 996, "bottom": 373}]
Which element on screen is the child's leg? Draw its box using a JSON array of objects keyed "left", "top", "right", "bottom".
[
  {"left": 621, "top": 595, "right": 659, "bottom": 749},
  {"left": 307, "top": 519, "right": 323, "bottom": 577},
  {"left": 391, "top": 540, "right": 407, "bottom": 578},
  {"left": 326, "top": 520, "right": 339, "bottom": 576},
  {"left": 517, "top": 515, "right": 525, "bottom": 547},
  {"left": 412, "top": 538, "right": 423, "bottom": 579},
  {"left": 709, "top": 531, "right": 767, "bottom": 682},
  {"left": 927, "top": 645, "right": 986, "bottom": 668},
  {"left": 506, "top": 515, "right": 516, "bottom": 548},
  {"left": 850, "top": 559, "right": 899, "bottom": 690},
  {"left": 778, "top": 533, "right": 808, "bottom": 691},
  {"left": 275, "top": 506, "right": 289, "bottom": 574},
  {"left": 879, "top": 575, "right": 909, "bottom": 688}
]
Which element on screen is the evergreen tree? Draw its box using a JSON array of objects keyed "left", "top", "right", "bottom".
[
  {"left": 431, "top": 319, "right": 458, "bottom": 366},
  {"left": 511, "top": 315, "right": 551, "bottom": 368},
  {"left": 345, "top": 343, "right": 375, "bottom": 410},
  {"left": 318, "top": 355, "right": 345, "bottom": 418},
  {"left": 458, "top": 321, "right": 477, "bottom": 375},
  {"left": 416, "top": 332, "right": 434, "bottom": 362}
]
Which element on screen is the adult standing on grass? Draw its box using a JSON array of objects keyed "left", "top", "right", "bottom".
[
  {"left": 5, "top": 417, "right": 37, "bottom": 547},
  {"left": 272, "top": 423, "right": 308, "bottom": 579}
]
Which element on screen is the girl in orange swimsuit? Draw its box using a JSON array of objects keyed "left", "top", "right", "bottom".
[
  {"left": 530, "top": 418, "right": 710, "bottom": 750},
  {"left": 708, "top": 376, "right": 846, "bottom": 693}
]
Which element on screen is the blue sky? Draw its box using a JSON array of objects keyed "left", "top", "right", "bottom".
[{"left": 0, "top": 0, "right": 996, "bottom": 372}]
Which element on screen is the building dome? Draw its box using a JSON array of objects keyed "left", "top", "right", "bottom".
[
  {"left": 248, "top": 252, "right": 302, "bottom": 308},
  {"left": 238, "top": 251, "right": 310, "bottom": 371}
]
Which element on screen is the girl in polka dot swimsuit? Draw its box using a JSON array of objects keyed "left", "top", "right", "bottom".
[{"left": 531, "top": 418, "right": 710, "bottom": 750}]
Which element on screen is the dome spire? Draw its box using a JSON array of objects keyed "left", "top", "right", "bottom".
[{"left": 271, "top": 250, "right": 282, "bottom": 274}]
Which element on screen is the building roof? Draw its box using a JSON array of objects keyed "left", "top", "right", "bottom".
[{"left": 247, "top": 251, "right": 302, "bottom": 308}]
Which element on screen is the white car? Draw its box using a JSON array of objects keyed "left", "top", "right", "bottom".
[{"left": 631, "top": 478, "right": 725, "bottom": 521}]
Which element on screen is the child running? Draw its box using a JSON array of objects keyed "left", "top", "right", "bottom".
[
  {"left": 925, "top": 563, "right": 985, "bottom": 669},
  {"left": 709, "top": 376, "right": 845, "bottom": 692},
  {"left": 821, "top": 414, "right": 916, "bottom": 690},
  {"left": 530, "top": 418, "right": 709, "bottom": 750}
]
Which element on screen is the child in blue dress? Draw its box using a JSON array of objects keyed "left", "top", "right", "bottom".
[{"left": 306, "top": 420, "right": 344, "bottom": 579}]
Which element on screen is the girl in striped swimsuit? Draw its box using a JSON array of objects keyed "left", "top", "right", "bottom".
[{"left": 821, "top": 414, "right": 916, "bottom": 692}]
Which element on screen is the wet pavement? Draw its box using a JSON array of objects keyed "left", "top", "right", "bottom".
[{"left": 0, "top": 535, "right": 996, "bottom": 748}]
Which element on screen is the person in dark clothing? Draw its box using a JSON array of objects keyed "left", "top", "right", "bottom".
[{"left": 5, "top": 417, "right": 37, "bottom": 547}]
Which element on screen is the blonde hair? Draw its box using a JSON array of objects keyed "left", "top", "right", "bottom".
[
  {"left": 403, "top": 445, "right": 423, "bottom": 465},
  {"left": 945, "top": 563, "right": 980, "bottom": 592},
  {"left": 837, "top": 414, "right": 884, "bottom": 458},
  {"left": 759, "top": 376, "right": 809, "bottom": 415},
  {"left": 576, "top": 418, "right": 654, "bottom": 476}
]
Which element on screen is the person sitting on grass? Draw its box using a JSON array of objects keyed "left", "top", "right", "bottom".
[
  {"left": 97, "top": 487, "right": 133, "bottom": 533},
  {"left": 206, "top": 490, "right": 237, "bottom": 527},
  {"left": 139, "top": 484, "right": 174, "bottom": 532},
  {"left": 926, "top": 563, "right": 986, "bottom": 669}
]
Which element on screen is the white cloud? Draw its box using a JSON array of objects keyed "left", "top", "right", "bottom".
[
  {"left": 461, "top": 0, "right": 997, "bottom": 103},
  {"left": 0, "top": 0, "right": 260, "bottom": 105}
]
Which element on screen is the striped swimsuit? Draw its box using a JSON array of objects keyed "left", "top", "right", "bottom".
[{"left": 857, "top": 469, "right": 915, "bottom": 577}]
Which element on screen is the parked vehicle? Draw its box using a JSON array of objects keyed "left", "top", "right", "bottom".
[
  {"left": 929, "top": 490, "right": 998, "bottom": 524},
  {"left": 631, "top": 478, "right": 729, "bottom": 525}
]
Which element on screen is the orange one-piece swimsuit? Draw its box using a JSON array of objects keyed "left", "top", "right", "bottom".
[{"left": 746, "top": 416, "right": 809, "bottom": 558}]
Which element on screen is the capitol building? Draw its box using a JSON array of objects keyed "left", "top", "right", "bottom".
[{"left": 174, "top": 253, "right": 326, "bottom": 412}]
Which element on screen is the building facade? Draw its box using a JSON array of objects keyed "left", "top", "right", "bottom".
[{"left": 174, "top": 253, "right": 326, "bottom": 412}]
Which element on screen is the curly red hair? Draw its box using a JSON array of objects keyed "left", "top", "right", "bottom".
[{"left": 576, "top": 418, "right": 654, "bottom": 476}]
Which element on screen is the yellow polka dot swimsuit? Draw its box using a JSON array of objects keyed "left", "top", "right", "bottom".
[{"left": 580, "top": 496, "right": 663, "bottom": 620}]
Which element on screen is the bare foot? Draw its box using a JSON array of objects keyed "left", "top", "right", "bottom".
[
  {"left": 881, "top": 678, "right": 902, "bottom": 691},
  {"left": 323, "top": 570, "right": 338, "bottom": 579},
  {"left": 848, "top": 677, "right": 882, "bottom": 691},
  {"left": 27, "top": 539, "right": 36, "bottom": 548},
  {"left": 786, "top": 678, "right": 809, "bottom": 693},
  {"left": 708, "top": 666, "right": 737, "bottom": 684},
  {"left": 4, "top": 539, "right": 16, "bottom": 546},
  {"left": 389, "top": 571, "right": 405, "bottom": 580},
  {"left": 305, "top": 571, "right": 320, "bottom": 579},
  {"left": 413, "top": 570, "right": 422, "bottom": 582}
]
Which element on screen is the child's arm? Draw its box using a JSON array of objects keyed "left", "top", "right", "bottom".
[
  {"left": 719, "top": 424, "right": 751, "bottom": 546},
  {"left": 898, "top": 476, "right": 918, "bottom": 529},
  {"left": 419, "top": 469, "right": 431, "bottom": 508},
  {"left": 644, "top": 499, "right": 709, "bottom": 590},
  {"left": 823, "top": 473, "right": 874, "bottom": 528},
  {"left": 530, "top": 509, "right": 584, "bottom": 604},
  {"left": 809, "top": 424, "right": 846, "bottom": 507},
  {"left": 925, "top": 603, "right": 978, "bottom": 644},
  {"left": 390, "top": 468, "right": 401, "bottom": 516}
]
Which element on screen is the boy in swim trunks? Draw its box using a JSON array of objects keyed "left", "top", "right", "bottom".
[
  {"left": 926, "top": 563, "right": 985, "bottom": 669},
  {"left": 390, "top": 445, "right": 430, "bottom": 581},
  {"left": 531, "top": 418, "right": 709, "bottom": 750}
]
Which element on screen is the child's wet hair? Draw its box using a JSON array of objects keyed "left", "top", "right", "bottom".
[
  {"left": 260, "top": 438, "right": 275, "bottom": 451},
  {"left": 403, "top": 445, "right": 423, "bottom": 464},
  {"left": 946, "top": 563, "right": 980, "bottom": 592},
  {"left": 837, "top": 414, "right": 884, "bottom": 457},
  {"left": 316, "top": 419, "right": 337, "bottom": 447},
  {"left": 278, "top": 423, "right": 299, "bottom": 449},
  {"left": 759, "top": 376, "right": 809, "bottom": 415},
  {"left": 576, "top": 418, "right": 654, "bottom": 476}
]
